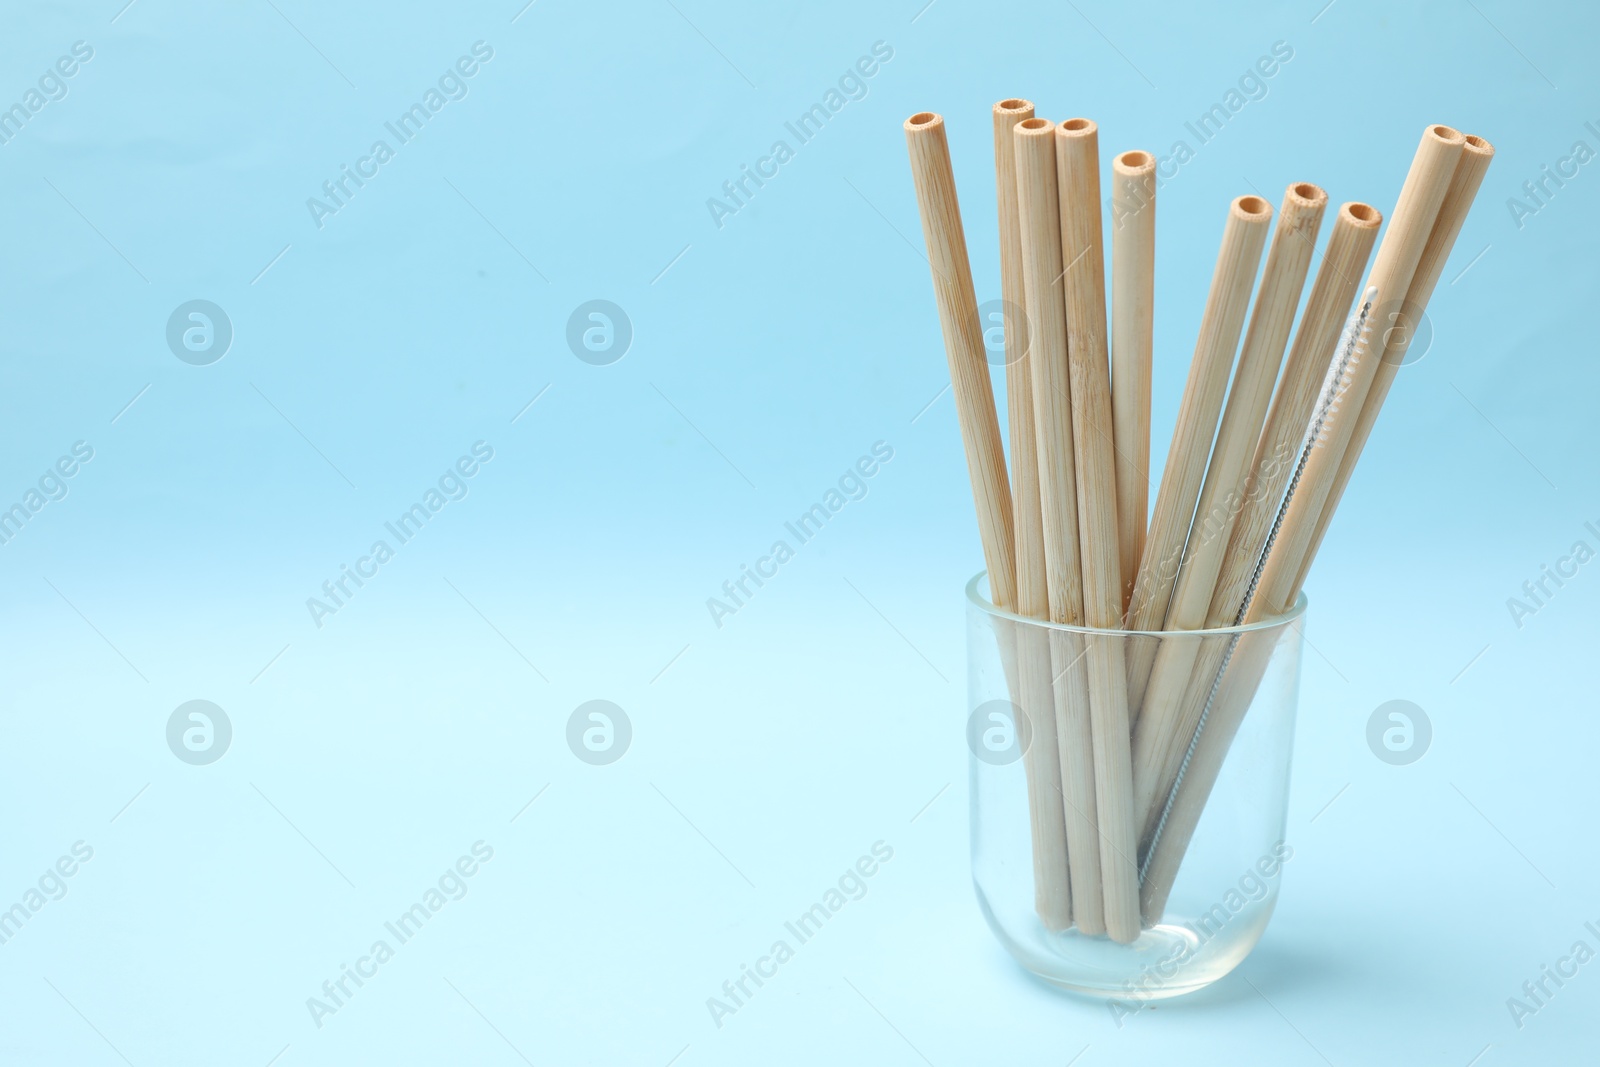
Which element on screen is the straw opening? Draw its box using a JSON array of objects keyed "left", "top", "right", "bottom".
[{"left": 1344, "top": 201, "right": 1380, "bottom": 224}]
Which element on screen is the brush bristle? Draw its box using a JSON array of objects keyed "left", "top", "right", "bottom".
[{"left": 1310, "top": 287, "right": 1377, "bottom": 447}]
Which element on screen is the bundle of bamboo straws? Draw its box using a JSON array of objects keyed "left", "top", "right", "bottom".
[{"left": 905, "top": 104, "right": 1491, "bottom": 943}]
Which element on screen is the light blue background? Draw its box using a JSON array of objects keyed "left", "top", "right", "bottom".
[{"left": 0, "top": 0, "right": 1594, "bottom": 1063}]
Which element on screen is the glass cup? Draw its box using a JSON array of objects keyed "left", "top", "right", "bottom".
[{"left": 965, "top": 573, "right": 1307, "bottom": 1005}]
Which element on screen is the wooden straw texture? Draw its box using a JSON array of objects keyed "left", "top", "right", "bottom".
[
  {"left": 1288, "top": 133, "right": 1494, "bottom": 594},
  {"left": 1056, "top": 118, "right": 1139, "bottom": 941},
  {"left": 1014, "top": 116, "right": 1103, "bottom": 932},
  {"left": 1015, "top": 620, "right": 1072, "bottom": 928},
  {"left": 1250, "top": 124, "right": 1466, "bottom": 621},
  {"left": 994, "top": 100, "right": 1044, "bottom": 622},
  {"left": 1129, "top": 183, "right": 1325, "bottom": 839},
  {"left": 1110, "top": 150, "right": 1156, "bottom": 613},
  {"left": 1050, "top": 629, "right": 1103, "bottom": 934},
  {"left": 1170, "top": 183, "right": 1326, "bottom": 631},
  {"left": 1207, "top": 202, "right": 1383, "bottom": 625},
  {"left": 1014, "top": 118, "right": 1085, "bottom": 628},
  {"left": 904, "top": 112, "right": 1018, "bottom": 609},
  {"left": 1125, "top": 195, "right": 1271, "bottom": 710},
  {"left": 992, "top": 99, "right": 1073, "bottom": 930}
]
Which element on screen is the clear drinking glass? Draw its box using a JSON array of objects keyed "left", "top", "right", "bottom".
[{"left": 965, "top": 573, "right": 1306, "bottom": 1004}]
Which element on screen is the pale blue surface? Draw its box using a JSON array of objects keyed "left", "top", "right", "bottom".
[{"left": 0, "top": 0, "right": 1595, "bottom": 1063}]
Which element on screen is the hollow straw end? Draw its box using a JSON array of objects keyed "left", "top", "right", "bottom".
[
  {"left": 1230, "top": 193, "right": 1273, "bottom": 224},
  {"left": 1055, "top": 116, "right": 1098, "bottom": 140},
  {"left": 1338, "top": 200, "right": 1383, "bottom": 231},
  {"left": 1284, "top": 181, "right": 1328, "bottom": 211},
  {"left": 1111, "top": 149, "right": 1156, "bottom": 178}
]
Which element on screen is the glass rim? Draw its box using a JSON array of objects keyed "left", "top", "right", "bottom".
[{"left": 964, "top": 571, "right": 1308, "bottom": 638}]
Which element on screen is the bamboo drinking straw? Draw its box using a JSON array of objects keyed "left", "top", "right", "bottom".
[
  {"left": 1014, "top": 116, "right": 1105, "bottom": 934},
  {"left": 1173, "top": 184, "right": 1327, "bottom": 615},
  {"left": 1015, "top": 620, "right": 1073, "bottom": 930},
  {"left": 993, "top": 101, "right": 1042, "bottom": 617},
  {"left": 1207, "top": 202, "right": 1384, "bottom": 628},
  {"left": 1249, "top": 124, "right": 1465, "bottom": 621},
  {"left": 1287, "top": 133, "right": 1495, "bottom": 594},
  {"left": 1124, "top": 196, "right": 1272, "bottom": 711},
  {"left": 1014, "top": 117, "right": 1085, "bottom": 629},
  {"left": 904, "top": 112, "right": 1018, "bottom": 610},
  {"left": 1047, "top": 626, "right": 1103, "bottom": 934},
  {"left": 1055, "top": 118, "right": 1139, "bottom": 942},
  {"left": 1129, "top": 183, "right": 1325, "bottom": 838},
  {"left": 992, "top": 99, "right": 1074, "bottom": 931},
  {"left": 1110, "top": 150, "right": 1156, "bottom": 613}
]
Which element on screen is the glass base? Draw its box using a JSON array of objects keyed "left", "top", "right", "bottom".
[{"left": 976, "top": 881, "right": 1275, "bottom": 1001}]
